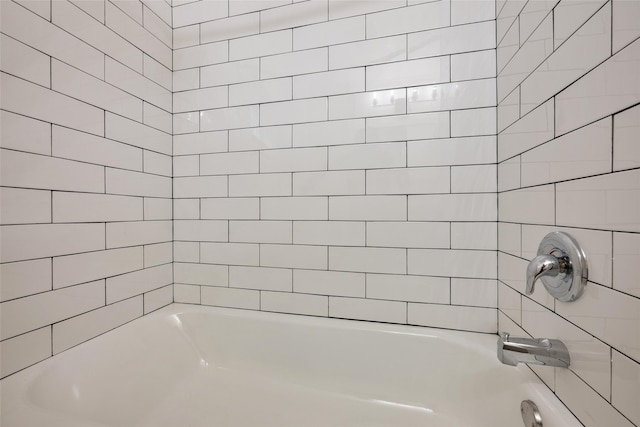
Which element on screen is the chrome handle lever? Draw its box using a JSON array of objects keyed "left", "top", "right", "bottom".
[{"left": 525, "top": 254, "right": 561, "bottom": 295}]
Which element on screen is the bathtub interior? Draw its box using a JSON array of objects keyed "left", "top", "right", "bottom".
[{"left": 1, "top": 304, "right": 582, "bottom": 427}]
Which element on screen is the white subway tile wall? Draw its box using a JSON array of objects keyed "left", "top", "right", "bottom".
[
  {"left": 497, "top": 0, "right": 640, "bottom": 425},
  {"left": 171, "top": 0, "right": 498, "bottom": 338},
  {"left": 0, "top": 0, "right": 172, "bottom": 378}
]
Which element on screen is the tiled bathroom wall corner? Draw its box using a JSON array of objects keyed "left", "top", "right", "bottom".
[
  {"left": 0, "top": 0, "right": 174, "bottom": 379},
  {"left": 170, "top": 0, "right": 500, "bottom": 335},
  {"left": 497, "top": 0, "right": 640, "bottom": 425}
]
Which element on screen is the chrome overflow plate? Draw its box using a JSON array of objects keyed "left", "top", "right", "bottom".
[{"left": 521, "top": 400, "right": 543, "bottom": 427}]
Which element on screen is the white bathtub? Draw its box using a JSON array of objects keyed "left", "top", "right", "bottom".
[{"left": 1, "top": 304, "right": 581, "bottom": 427}]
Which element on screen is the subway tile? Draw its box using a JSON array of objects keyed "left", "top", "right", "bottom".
[
  {"left": 0, "top": 188, "right": 50, "bottom": 225},
  {"left": 229, "top": 0, "right": 291, "bottom": 16},
  {"left": 498, "top": 99, "right": 554, "bottom": 162},
  {"left": 329, "top": 35, "right": 406, "bottom": 70},
  {"left": 143, "top": 103, "right": 172, "bottom": 134},
  {"left": 171, "top": 69, "right": 199, "bottom": 91},
  {"left": 329, "top": 247, "right": 406, "bottom": 274},
  {"left": 174, "top": 176, "right": 228, "bottom": 198},
  {"left": 230, "top": 221, "right": 292, "bottom": 244},
  {"left": 328, "top": 0, "right": 406, "bottom": 20},
  {"left": 0, "top": 0, "right": 103, "bottom": 79},
  {"left": 174, "top": 262, "right": 228, "bottom": 287},
  {"left": 614, "top": 104, "right": 640, "bottom": 171},
  {"left": 557, "top": 368, "right": 634, "bottom": 427},
  {"left": 451, "top": 222, "right": 498, "bottom": 250},
  {"left": 521, "top": 3, "right": 612, "bottom": 115},
  {"left": 614, "top": 232, "right": 640, "bottom": 298},
  {"left": 329, "top": 89, "right": 407, "bottom": 120},
  {"left": 367, "top": 57, "right": 449, "bottom": 91},
  {"left": 367, "top": 1, "right": 449, "bottom": 39},
  {"left": 261, "top": 98, "right": 327, "bottom": 126},
  {"left": 104, "top": 58, "right": 170, "bottom": 112},
  {"left": 172, "top": 109, "right": 196, "bottom": 133},
  {"left": 229, "top": 173, "right": 291, "bottom": 197},
  {"left": 330, "top": 141, "right": 406, "bottom": 170},
  {"left": 14, "top": 0, "right": 50, "bottom": 20},
  {"left": 409, "top": 249, "right": 497, "bottom": 279},
  {"left": 408, "top": 79, "right": 496, "bottom": 114},
  {"left": 293, "top": 16, "right": 364, "bottom": 50},
  {"left": 260, "top": 244, "right": 328, "bottom": 269},
  {"left": 53, "top": 0, "right": 142, "bottom": 73},
  {"left": 408, "top": 136, "right": 496, "bottom": 166},
  {"left": 498, "top": 222, "right": 521, "bottom": 257},
  {"left": 293, "top": 119, "right": 365, "bottom": 147},
  {"left": 230, "top": 78, "right": 292, "bottom": 106},
  {"left": 518, "top": 0, "right": 558, "bottom": 45},
  {"left": 367, "top": 221, "right": 449, "bottom": 249},
  {"left": 497, "top": 156, "right": 520, "bottom": 192},
  {"left": 201, "top": 198, "right": 260, "bottom": 220},
  {"left": 144, "top": 198, "right": 172, "bottom": 221},
  {"left": 367, "top": 274, "right": 450, "bottom": 304},
  {"left": 451, "top": 0, "right": 495, "bottom": 25},
  {"left": 553, "top": 0, "right": 608, "bottom": 48},
  {"left": 262, "top": 291, "right": 328, "bottom": 316},
  {"left": 174, "top": 156, "right": 199, "bottom": 177},
  {"left": 106, "top": 168, "right": 171, "bottom": 198},
  {"left": 106, "top": 221, "right": 171, "bottom": 249},
  {"left": 498, "top": 185, "right": 554, "bottom": 225},
  {"left": 556, "top": 38, "right": 640, "bottom": 136},
  {"left": 173, "top": 24, "right": 199, "bottom": 50},
  {"left": 202, "top": 287, "right": 260, "bottom": 311},
  {"left": 1, "top": 73, "right": 104, "bottom": 136},
  {"left": 144, "top": 242, "right": 172, "bottom": 268},
  {"left": 612, "top": 350, "right": 640, "bottom": 426},
  {"left": 556, "top": 169, "right": 640, "bottom": 232},
  {"left": 201, "top": 13, "right": 259, "bottom": 44},
  {"left": 105, "top": 113, "right": 171, "bottom": 155},
  {"left": 261, "top": 147, "right": 327, "bottom": 173},
  {"left": 201, "top": 152, "right": 259, "bottom": 175},
  {"left": 497, "top": 18, "right": 519, "bottom": 74},
  {"left": 1, "top": 149, "right": 104, "bottom": 193},
  {"left": 451, "top": 50, "right": 496, "bottom": 81},
  {"left": 105, "top": 2, "right": 171, "bottom": 69},
  {"left": 0, "top": 111, "right": 51, "bottom": 156},
  {"left": 497, "top": 88, "right": 519, "bottom": 132},
  {"left": 522, "top": 118, "right": 611, "bottom": 187},
  {"left": 496, "top": 0, "right": 525, "bottom": 43},
  {"left": 409, "top": 21, "right": 495, "bottom": 59},
  {"left": 229, "top": 266, "right": 292, "bottom": 292},
  {"left": 409, "top": 194, "right": 497, "bottom": 221},
  {"left": 0, "top": 280, "right": 104, "bottom": 340},
  {"left": 330, "top": 297, "right": 406, "bottom": 323},
  {"left": 261, "top": 0, "right": 327, "bottom": 33},
  {"left": 174, "top": 86, "right": 229, "bottom": 113},
  {"left": 201, "top": 243, "right": 260, "bottom": 266},
  {"left": 613, "top": 0, "right": 640, "bottom": 53},
  {"left": 330, "top": 195, "right": 407, "bottom": 221},
  {"left": 294, "top": 68, "right": 364, "bottom": 99},
  {"left": 451, "top": 164, "right": 497, "bottom": 193},
  {"left": 110, "top": 0, "right": 142, "bottom": 23},
  {"left": 174, "top": 199, "right": 199, "bottom": 219},
  {"left": 0, "top": 326, "right": 51, "bottom": 378},
  {"left": 201, "top": 105, "right": 260, "bottom": 131},
  {"left": 174, "top": 0, "right": 227, "bottom": 27},
  {"left": 261, "top": 197, "right": 329, "bottom": 220},
  {"left": 366, "top": 166, "right": 449, "bottom": 195},
  {"left": 174, "top": 284, "right": 200, "bottom": 304},
  {"left": 409, "top": 303, "right": 496, "bottom": 333},
  {"left": 293, "top": 221, "right": 364, "bottom": 246},
  {"left": 106, "top": 264, "right": 172, "bottom": 304},
  {"left": 367, "top": 112, "right": 449, "bottom": 142},
  {"left": 143, "top": 151, "right": 171, "bottom": 177},
  {"left": 498, "top": 281, "right": 521, "bottom": 324},
  {"left": 52, "top": 192, "right": 142, "bottom": 223},
  {"left": 294, "top": 269, "right": 365, "bottom": 297},
  {"left": 174, "top": 131, "right": 228, "bottom": 156},
  {"left": 0, "top": 259, "right": 51, "bottom": 302},
  {"left": 451, "top": 107, "right": 496, "bottom": 137},
  {"left": 452, "top": 278, "right": 497, "bottom": 308},
  {"left": 0, "top": 34, "right": 50, "bottom": 88},
  {"left": 229, "top": 126, "right": 292, "bottom": 152},
  {"left": 294, "top": 170, "right": 364, "bottom": 196},
  {"left": 174, "top": 220, "right": 228, "bottom": 242},
  {"left": 144, "top": 285, "right": 172, "bottom": 314},
  {"left": 174, "top": 41, "right": 228, "bottom": 70},
  {"left": 53, "top": 247, "right": 142, "bottom": 290},
  {"left": 261, "top": 48, "right": 328, "bottom": 80},
  {"left": 230, "top": 30, "right": 292, "bottom": 61}
]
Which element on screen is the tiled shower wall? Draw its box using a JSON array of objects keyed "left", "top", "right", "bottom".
[
  {"left": 496, "top": 1, "right": 640, "bottom": 426},
  {"left": 0, "top": 0, "right": 174, "bottom": 378},
  {"left": 171, "top": 0, "right": 499, "bottom": 332}
]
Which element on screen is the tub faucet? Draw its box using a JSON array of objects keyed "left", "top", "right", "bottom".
[{"left": 497, "top": 333, "right": 570, "bottom": 368}]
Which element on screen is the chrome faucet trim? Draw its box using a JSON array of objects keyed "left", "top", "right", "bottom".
[{"left": 497, "top": 333, "right": 570, "bottom": 368}]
